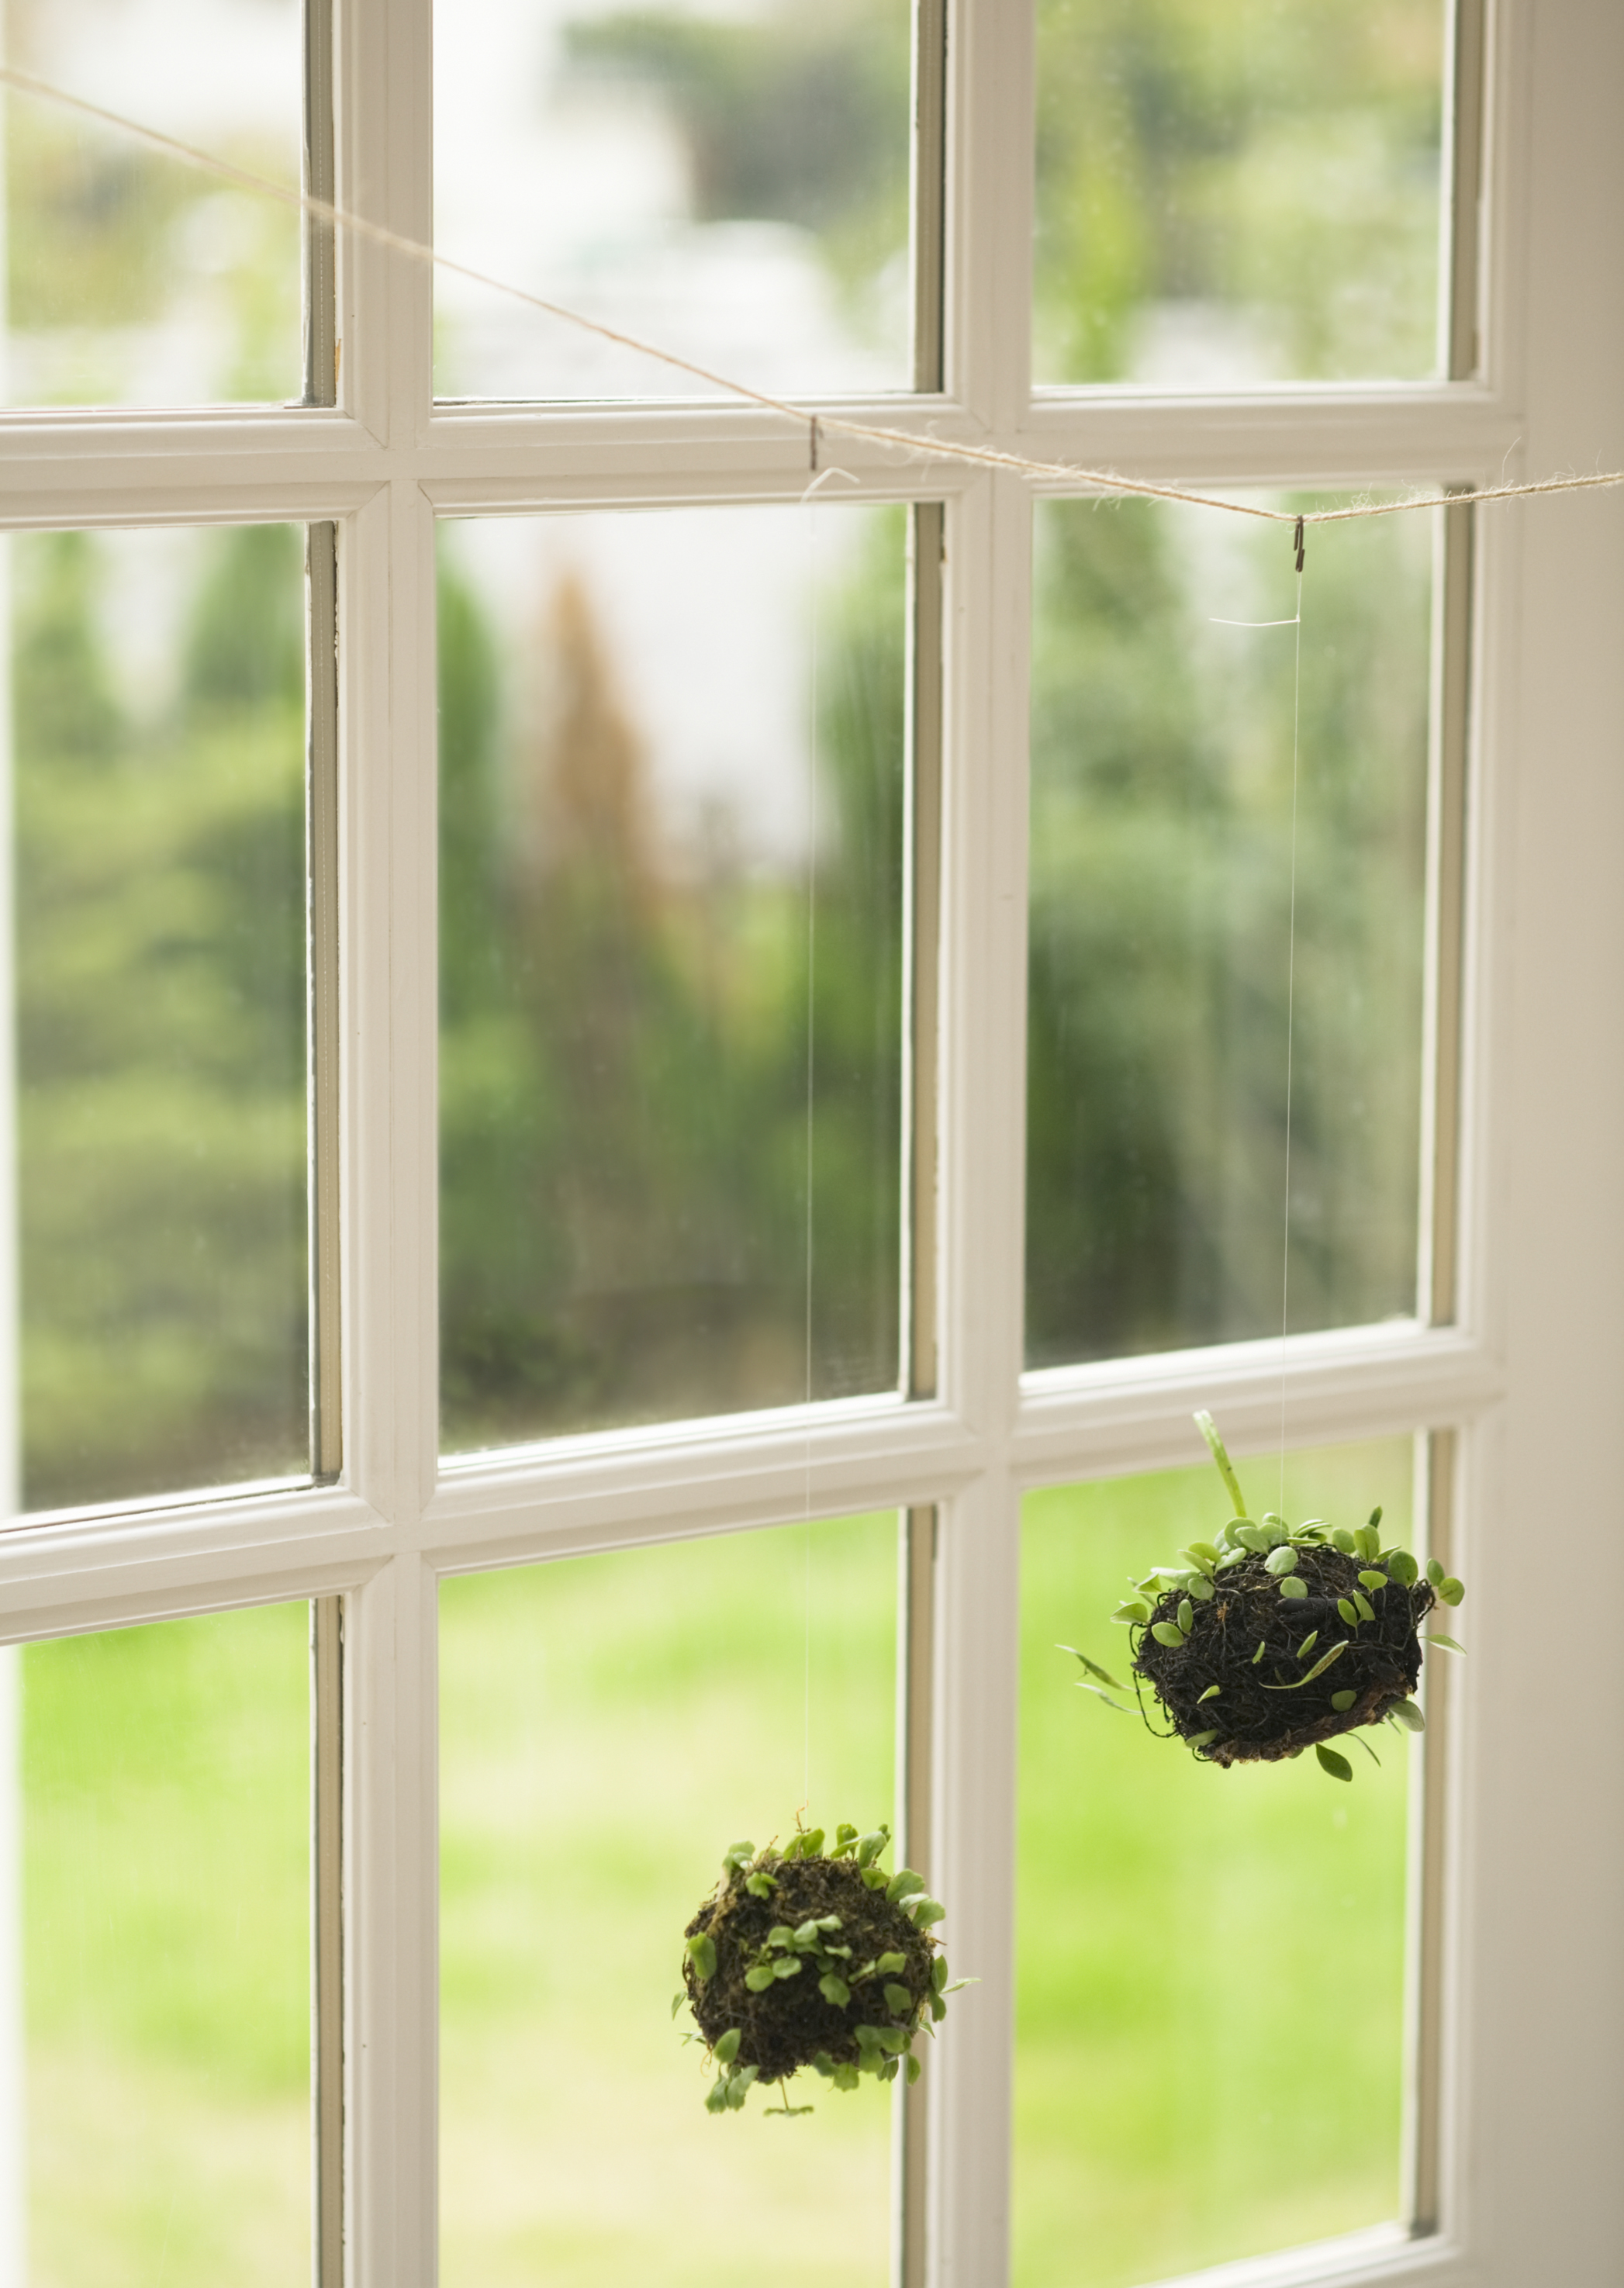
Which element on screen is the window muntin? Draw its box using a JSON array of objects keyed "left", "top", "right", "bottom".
[
  {"left": 15, "top": 1604, "right": 311, "bottom": 2283},
  {"left": 1026, "top": 496, "right": 1433, "bottom": 1371},
  {"left": 438, "top": 1512, "right": 900, "bottom": 2285},
  {"left": 1017, "top": 1440, "right": 1417, "bottom": 2287},
  {"left": 9, "top": 522, "right": 311, "bottom": 1512},
  {"left": 432, "top": 0, "right": 914, "bottom": 403},
  {"left": 1033, "top": 0, "right": 1450, "bottom": 389},
  {"left": 2, "top": 0, "right": 303, "bottom": 409},
  {"left": 438, "top": 505, "right": 907, "bottom": 1453}
]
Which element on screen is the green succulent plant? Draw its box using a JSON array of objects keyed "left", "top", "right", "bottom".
[
  {"left": 675, "top": 1821, "right": 969, "bottom": 2114},
  {"left": 1066, "top": 1412, "right": 1465, "bottom": 1779}
]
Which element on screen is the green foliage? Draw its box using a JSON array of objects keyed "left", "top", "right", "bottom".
[
  {"left": 13, "top": 525, "right": 309, "bottom": 1510},
  {"left": 1033, "top": 0, "right": 1444, "bottom": 384},
  {"left": 563, "top": 0, "right": 909, "bottom": 334},
  {"left": 438, "top": 513, "right": 905, "bottom": 1448},
  {"left": 1026, "top": 496, "right": 1430, "bottom": 1370}
]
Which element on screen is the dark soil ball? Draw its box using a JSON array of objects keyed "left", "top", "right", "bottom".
[
  {"left": 683, "top": 1854, "right": 935, "bottom": 2084},
  {"left": 1135, "top": 1546, "right": 1436, "bottom": 1766}
]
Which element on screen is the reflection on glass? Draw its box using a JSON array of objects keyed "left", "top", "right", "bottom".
[
  {"left": 1026, "top": 497, "right": 1430, "bottom": 1370},
  {"left": 439, "top": 507, "right": 904, "bottom": 1453},
  {"left": 3, "top": 0, "right": 302, "bottom": 408},
  {"left": 16, "top": 1604, "right": 311, "bottom": 2283},
  {"left": 1017, "top": 1443, "right": 1413, "bottom": 2286},
  {"left": 11, "top": 524, "right": 309, "bottom": 1511},
  {"left": 440, "top": 1513, "right": 898, "bottom": 2286},
  {"left": 434, "top": 0, "right": 911, "bottom": 400},
  {"left": 1035, "top": 0, "right": 1447, "bottom": 386}
]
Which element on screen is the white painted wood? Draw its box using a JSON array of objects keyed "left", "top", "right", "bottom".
[{"left": 0, "top": 0, "right": 1618, "bottom": 2282}]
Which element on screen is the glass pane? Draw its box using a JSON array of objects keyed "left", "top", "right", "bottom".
[
  {"left": 10, "top": 524, "right": 309, "bottom": 1511},
  {"left": 1018, "top": 1441, "right": 1415, "bottom": 2286},
  {"left": 434, "top": 0, "right": 911, "bottom": 401},
  {"left": 440, "top": 1512, "right": 899, "bottom": 2286},
  {"left": 4, "top": 0, "right": 303, "bottom": 407},
  {"left": 1026, "top": 496, "right": 1431, "bottom": 1370},
  {"left": 13, "top": 1602, "right": 311, "bottom": 2283},
  {"left": 439, "top": 506, "right": 904, "bottom": 1453},
  {"left": 1035, "top": 0, "right": 1448, "bottom": 386}
]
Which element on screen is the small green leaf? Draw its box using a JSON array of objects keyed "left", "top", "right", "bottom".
[
  {"left": 854, "top": 2024, "right": 883, "bottom": 2050},
  {"left": 1177, "top": 1598, "right": 1194, "bottom": 1633},
  {"left": 1187, "top": 1540, "right": 1222, "bottom": 1565},
  {"left": 862, "top": 1865, "right": 889, "bottom": 1889},
  {"left": 876, "top": 1951, "right": 907, "bottom": 1975},
  {"left": 1151, "top": 1622, "right": 1186, "bottom": 1648},
  {"left": 745, "top": 1872, "right": 777, "bottom": 1897},
  {"left": 1426, "top": 1557, "right": 1446, "bottom": 1587},
  {"left": 1197, "top": 1684, "right": 1221, "bottom": 1703},
  {"left": 745, "top": 1965, "right": 776, "bottom": 1992},
  {"left": 1385, "top": 1549, "right": 1419, "bottom": 1585},
  {"left": 1357, "top": 1569, "right": 1387, "bottom": 1592},
  {"left": 793, "top": 1919, "right": 822, "bottom": 1947},
  {"left": 1265, "top": 1544, "right": 1300, "bottom": 1576},
  {"left": 774, "top": 1956, "right": 803, "bottom": 1980},
  {"left": 1352, "top": 1589, "right": 1376, "bottom": 1624},
  {"left": 714, "top": 2027, "right": 741, "bottom": 2066},
  {"left": 1063, "top": 1647, "right": 1129, "bottom": 1691},
  {"left": 705, "top": 2079, "right": 730, "bottom": 2113},
  {"left": 910, "top": 1897, "right": 947, "bottom": 1927},
  {"left": 835, "top": 1823, "right": 859, "bottom": 1844},
  {"left": 907, "top": 2053, "right": 924, "bottom": 2085},
  {"left": 1187, "top": 1729, "right": 1218, "bottom": 1748},
  {"left": 686, "top": 1933, "right": 717, "bottom": 1981},
  {"left": 884, "top": 1982, "right": 914, "bottom": 2015},
  {"left": 819, "top": 1973, "right": 852, "bottom": 2006},
  {"left": 856, "top": 1830, "right": 890, "bottom": 1868},
  {"left": 931, "top": 1956, "right": 948, "bottom": 1992},
  {"left": 930, "top": 1991, "right": 947, "bottom": 2021},
  {"left": 723, "top": 1840, "right": 755, "bottom": 1872},
  {"left": 1260, "top": 1642, "right": 1349, "bottom": 1690},
  {"left": 1111, "top": 1602, "right": 1152, "bottom": 1626},
  {"left": 1387, "top": 1699, "right": 1426, "bottom": 1731},
  {"left": 1439, "top": 1577, "right": 1465, "bottom": 1605},
  {"left": 1368, "top": 1505, "right": 1384, "bottom": 1530},
  {"left": 1330, "top": 1688, "right": 1358, "bottom": 1711},
  {"left": 1337, "top": 1597, "right": 1358, "bottom": 1626},
  {"left": 1332, "top": 1527, "right": 1357, "bottom": 1554},
  {"left": 1253, "top": 1639, "right": 1267, "bottom": 1664},
  {"left": 874, "top": 2026, "right": 909, "bottom": 2054},
  {"left": 766, "top": 1925, "right": 793, "bottom": 1947},
  {"left": 1427, "top": 1633, "right": 1467, "bottom": 1654},
  {"left": 1316, "top": 1744, "right": 1354, "bottom": 1782},
  {"left": 1297, "top": 1631, "right": 1319, "bottom": 1657},
  {"left": 672, "top": 1992, "right": 687, "bottom": 2020},
  {"left": 886, "top": 1869, "right": 926, "bottom": 1904},
  {"left": 1187, "top": 1574, "right": 1215, "bottom": 1602},
  {"left": 1279, "top": 1576, "right": 1309, "bottom": 1599}
]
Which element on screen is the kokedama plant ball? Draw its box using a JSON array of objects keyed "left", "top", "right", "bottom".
[
  {"left": 676, "top": 1823, "right": 960, "bottom": 2114},
  {"left": 1069, "top": 1412, "right": 1467, "bottom": 1782}
]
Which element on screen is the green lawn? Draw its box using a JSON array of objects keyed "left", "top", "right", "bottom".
[
  {"left": 21, "top": 1603, "right": 310, "bottom": 2287},
  {"left": 16, "top": 1453, "right": 1415, "bottom": 2288}
]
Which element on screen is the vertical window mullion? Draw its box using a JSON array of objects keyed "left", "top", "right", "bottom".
[
  {"left": 308, "top": 520, "right": 343, "bottom": 1482},
  {"left": 1444, "top": 0, "right": 1488, "bottom": 381},
  {"left": 910, "top": 0, "right": 949, "bottom": 395},
  {"left": 302, "top": 0, "right": 339, "bottom": 410},
  {"left": 313, "top": 1593, "right": 346, "bottom": 2286}
]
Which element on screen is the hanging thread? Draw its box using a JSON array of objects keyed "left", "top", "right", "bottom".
[{"left": 7, "top": 61, "right": 1624, "bottom": 537}]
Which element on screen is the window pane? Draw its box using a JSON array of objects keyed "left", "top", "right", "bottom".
[
  {"left": 1035, "top": 0, "right": 1448, "bottom": 386},
  {"left": 439, "top": 506, "right": 904, "bottom": 1453},
  {"left": 10, "top": 524, "right": 309, "bottom": 1511},
  {"left": 4, "top": 0, "right": 303, "bottom": 407},
  {"left": 440, "top": 1512, "right": 899, "bottom": 2286},
  {"left": 1026, "top": 497, "right": 1431, "bottom": 1370},
  {"left": 13, "top": 1602, "right": 311, "bottom": 2283},
  {"left": 1018, "top": 1442, "right": 1415, "bottom": 2286},
  {"left": 434, "top": 0, "right": 911, "bottom": 401}
]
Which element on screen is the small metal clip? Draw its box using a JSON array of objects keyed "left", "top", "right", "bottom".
[{"left": 1293, "top": 514, "right": 1305, "bottom": 573}]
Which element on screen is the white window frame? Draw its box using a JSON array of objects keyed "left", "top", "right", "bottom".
[{"left": 2, "top": 1, "right": 1622, "bottom": 2283}]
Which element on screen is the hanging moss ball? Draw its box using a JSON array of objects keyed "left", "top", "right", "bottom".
[
  {"left": 1133, "top": 1540, "right": 1437, "bottom": 1767},
  {"left": 677, "top": 1825, "right": 955, "bottom": 2113}
]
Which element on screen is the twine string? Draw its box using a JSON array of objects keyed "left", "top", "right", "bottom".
[{"left": 7, "top": 60, "right": 1624, "bottom": 534}]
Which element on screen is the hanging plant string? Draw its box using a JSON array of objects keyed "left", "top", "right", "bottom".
[{"left": 5, "top": 62, "right": 1623, "bottom": 537}]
